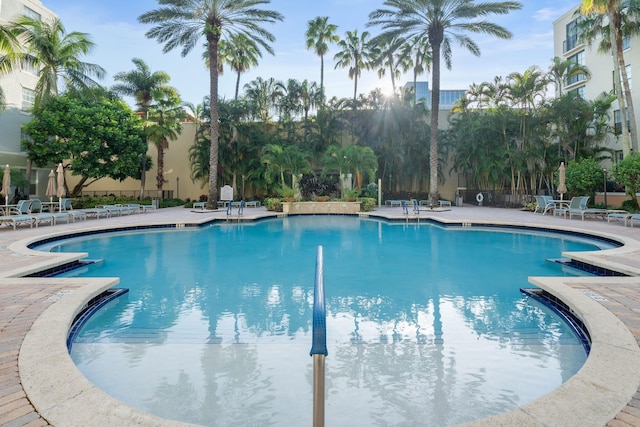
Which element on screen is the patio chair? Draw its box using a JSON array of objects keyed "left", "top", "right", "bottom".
[
  {"left": 554, "top": 196, "right": 589, "bottom": 218},
  {"left": 29, "top": 198, "right": 58, "bottom": 226},
  {"left": 0, "top": 199, "right": 35, "bottom": 230},
  {"left": 58, "top": 198, "right": 88, "bottom": 221},
  {"left": 534, "top": 195, "right": 555, "bottom": 215}
]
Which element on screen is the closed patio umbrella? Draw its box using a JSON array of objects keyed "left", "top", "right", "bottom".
[
  {"left": 57, "top": 163, "right": 66, "bottom": 211},
  {"left": 558, "top": 162, "right": 567, "bottom": 200},
  {"left": 1, "top": 164, "right": 10, "bottom": 207},
  {"left": 46, "top": 170, "right": 56, "bottom": 204}
]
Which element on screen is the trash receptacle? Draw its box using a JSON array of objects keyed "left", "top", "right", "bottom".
[
  {"left": 456, "top": 195, "right": 463, "bottom": 207},
  {"left": 152, "top": 198, "right": 159, "bottom": 209}
]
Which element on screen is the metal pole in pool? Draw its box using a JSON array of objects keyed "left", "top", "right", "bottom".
[{"left": 310, "top": 245, "right": 327, "bottom": 427}]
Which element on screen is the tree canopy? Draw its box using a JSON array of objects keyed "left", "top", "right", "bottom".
[{"left": 21, "top": 92, "right": 149, "bottom": 196}]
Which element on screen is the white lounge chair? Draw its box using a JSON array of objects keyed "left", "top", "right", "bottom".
[{"left": 0, "top": 200, "right": 35, "bottom": 230}]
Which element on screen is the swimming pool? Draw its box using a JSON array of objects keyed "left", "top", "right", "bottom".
[{"left": 46, "top": 216, "right": 606, "bottom": 426}]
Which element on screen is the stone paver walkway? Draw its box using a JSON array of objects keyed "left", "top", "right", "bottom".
[{"left": 2, "top": 205, "right": 640, "bottom": 426}]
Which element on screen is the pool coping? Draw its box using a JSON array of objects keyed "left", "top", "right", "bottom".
[{"left": 10, "top": 209, "right": 640, "bottom": 426}]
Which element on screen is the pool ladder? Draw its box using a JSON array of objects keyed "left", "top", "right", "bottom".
[{"left": 310, "top": 246, "right": 327, "bottom": 427}]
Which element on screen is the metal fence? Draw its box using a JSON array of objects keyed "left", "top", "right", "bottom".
[
  {"left": 79, "top": 190, "right": 174, "bottom": 199},
  {"left": 458, "top": 189, "right": 535, "bottom": 208}
]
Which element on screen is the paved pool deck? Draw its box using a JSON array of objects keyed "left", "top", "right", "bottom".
[{"left": 2, "top": 205, "right": 640, "bottom": 426}]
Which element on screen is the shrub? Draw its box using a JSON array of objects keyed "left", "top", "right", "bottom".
[
  {"left": 359, "top": 197, "right": 376, "bottom": 212},
  {"left": 565, "top": 158, "right": 601, "bottom": 202},
  {"left": 298, "top": 174, "right": 338, "bottom": 200},
  {"left": 264, "top": 197, "right": 283, "bottom": 212}
]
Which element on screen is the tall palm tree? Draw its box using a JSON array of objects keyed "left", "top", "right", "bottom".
[
  {"left": 139, "top": 0, "right": 284, "bottom": 210},
  {"left": 112, "top": 58, "right": 173, "bottom": 198},
  {"left": 305, "top": 16, "right": 339, "bottom": 100},
  {"left": 146, "top": 89, "right": 184, "bottom": 193},
  {"left": 11, "top": 16, "right": 105, "bottom": 108},
  {"left": 218, "top": 33, "right": 264, "bottom": 100},
  {"left": 578, "top": 0, "right": 637, "bottom": 153},
  {"left": 112, "top": 58, "right": 171, "bottom": 116},
  {"left": 334, "top": 29, "right": 376, "bottom": 102},
  {"left": 369, "top": 0, "right": 522, "bottom": 205}
]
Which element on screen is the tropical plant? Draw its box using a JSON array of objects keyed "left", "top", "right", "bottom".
[
  {"left": 111, "top": 58, "right": 174, "bottom": 197},
  {"left": 578, "top": 0, "right": 637, "bottom": 153},
  {"left": 549, "top": 56, "right": 591, "bottom": 97},
  {"left": 0, "top": 24, "right": 22, "bottom": 109},
  {"left": 139, "top": 0, "right": 284, "bottom": 209},
  {"left": 333, "top": 29, "right": 376, "bottom": 102},
  {"left": 218, "top": 33, "right": 264, "bottom": 100},
  {"left": 305, "top": 16, "right": 339, "bottom": 99},
  {"left": 11, "top": 16, "right": 105, "bottom": 108},
  {"left": 146, "top": 89, "right": 184, "bottom": 193},
  {"left": 368, "top": 0, "right": 522, "bottom": 204}
]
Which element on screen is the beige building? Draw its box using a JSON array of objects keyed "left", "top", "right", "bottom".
[
  {"left": 0, "top": 0, "right": 56, "bottom": 196},
  {"left": 68, "top": 122, "right": 209, "bottom": 202},
  {"left": 553, "top": 4, "right": 638, "bottom": 165}
]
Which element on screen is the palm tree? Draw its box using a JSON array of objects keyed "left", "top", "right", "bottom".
[
  {"left": 578, "top": 0, "right": 637, "bottom": 153},
  {"left": 368, "top": 0, "right": 522, "bottom": 205},
  {"left": 112, "top": 58, "right": 171, "bottom": 116},
  {"left": 549, "top": 56, "right": 591, "bottom": 97},
  {"left": 11, "top": 16, "right": 105, "bottom": 108},
  {"left": 112, "top": 58, "right": 173, "bottom": 198},
  {"left": 146, "top": 89, "right": 184, "bottom": 194},
  {"left": 334, "top": 29, "right": 376, "bottom": 102},
  {"left": 139, "top": 0, "right": 284, "bottom": 210},
  {"left": 218, "top": 33, "right": 264, "bottom": 100},
  {"left": 0, "top": 25, "right": 22, "bottom": 109},
  {"left": 305, "top": 16, "right": 339, "bottom": 100},
  {"left": 244, "top": 76, "right": 280, "bottom": 122}
]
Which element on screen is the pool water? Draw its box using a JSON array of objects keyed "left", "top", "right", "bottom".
[{"left": 49, "top": 216, "right": 601, "bottom": 426}]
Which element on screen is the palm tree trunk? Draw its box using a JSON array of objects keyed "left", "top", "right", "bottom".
[
  {"left": 207, "top": 34, "right": 220, "bottom": 210},
  {"left": 608, "top": 8, "right": 635, "bottom": 203},
  {"left": 235, "top": 71, "right": 241, "bottom": 101},
  {"left": 320, "top": 54, "right": 325, "bottom": 100},
  {"left": 156, "top": 143, "right": 164, "bottom": 195},
  {"left": 428, "top": 42, "right": 441, "bottom": 206}
]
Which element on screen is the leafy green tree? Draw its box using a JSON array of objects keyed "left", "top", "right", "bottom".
[
  {"left": 139, "top": 0, "right": 283, "bottom": 209},
  {"left": 565, "top": 157, "right": 602, "bottom": 202},
  {"left": 21, "top": 92, "right": 149, "bottom": 197},
  {"left": 613, "top": 152, "right": 640, "bottom": 210},
  {"left": 11, "top": 16, "right": 105, "bottom": 108},
  {"left": 305, "top": 16, "right": 339, "bottom": 99},
  {"left": 368, "top": 0, "right": 522, "bottom": 204}
]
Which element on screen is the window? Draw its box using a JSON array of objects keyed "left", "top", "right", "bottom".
[
  {"left": 613, "top": 65, "right": 632, "bottom": 94},
  {"left": 566, "top": 51, "right": 586, "bottom": 86},
  {"left": 23, "top": 6, "right": 41, "bottom": 21},
  {"left": 21, "top": 55, "right": 38, "bottom": 75},
  {"left": 615, "top": 150, "right": 624, "bottom": 163},
  {"left": 568, "top": 86, "right": 585, "bottom": 98},
  {"left": 22, "top": 87, "right": 35, "bottom": 110},
  {"left": 623, "top": 35, "right": 631, "bottom": 51},
  {"left": 564, "top": 19, "right": 582, "bottom": 52},
  {"left": 614, "top": 109, "right": 630, "bottom": 135}
]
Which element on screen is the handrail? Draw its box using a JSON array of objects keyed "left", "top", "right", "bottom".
[{"left": 310, "top": 245, "right": 327, "bottom": 427}]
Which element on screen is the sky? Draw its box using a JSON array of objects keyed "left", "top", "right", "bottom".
[{"left": 39, "top": 0, "right": 580, "bottom": 107}]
